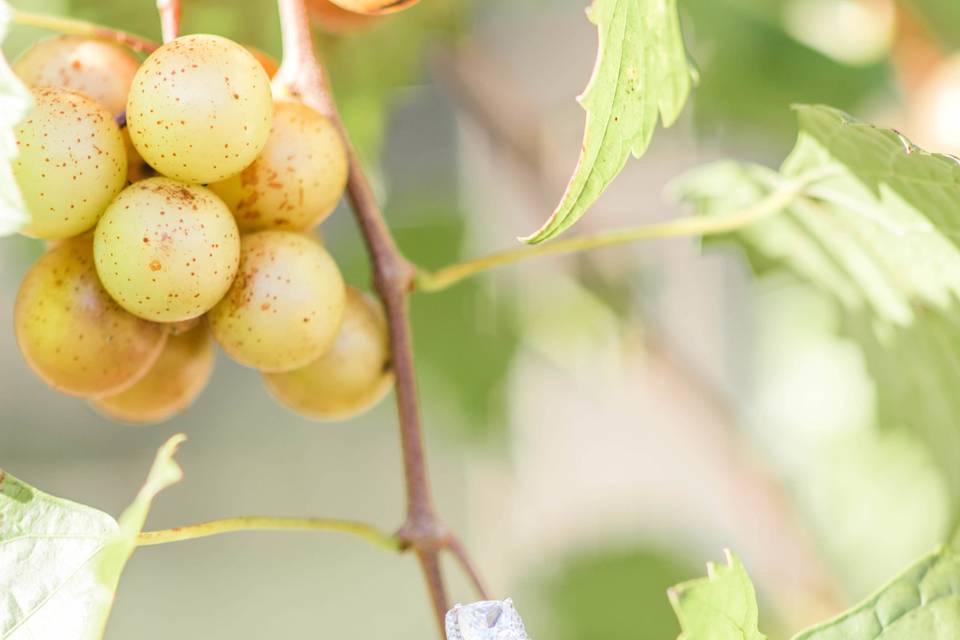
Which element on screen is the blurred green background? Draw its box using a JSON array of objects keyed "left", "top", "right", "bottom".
[{"left": 2, "top": 0, "right": 960, "bottom": 637}]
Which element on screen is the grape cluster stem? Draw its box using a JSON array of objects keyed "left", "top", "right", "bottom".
[
  {"left": 156, "top": 0, "right": 181, "bottom": 44},
  {"left": 9, "top": 9, "right": 159, "bottom": 53}
]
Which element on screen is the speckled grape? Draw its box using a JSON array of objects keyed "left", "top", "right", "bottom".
[
  {"left": 92, "top": 321, "right": 215, "bottom": 424},
  {"left": 209, "top": 101, "right": 348, "bottom": 232},
  {"left": 93, "top": 177, "right": 241, "bottom": 322},
  {"left": 209, "top": 230, "right": 345, "bottom": 373},
  {"left": 13, "top": 35, "right": 140, "bottom": 115},
  {"left": 126, "top": 34, "right": 273, "bottom": 183},
  {"left": 263, "top": 287, "right": 393, "bottom": 420},
  {"left": 14, "top": 235, "right": 168, "bottom": 398},
  {"left": 14, "top": 87, "right": 127, "bottom": 239}
]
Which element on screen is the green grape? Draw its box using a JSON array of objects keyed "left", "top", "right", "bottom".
[
  {"left": 209, "top": 230, "right": 345, "bottom": 372},
  {"left": 209, "top": 100, "right": 348, "bottom": 232},
  {"left": 263, "top": 287, "right": 393, "bottom": 420},
  {"left": 91, "top": 322, "right": 215, "bottom": 424},
  {"left": 14, "top": 87, "right": 127, "bottom": 239},
  {"left": 13, "top": 35, "right": 140, "bottom": 115},
  {"left": 93, "top": 177, "right": 241, "bottom": 323},
  {"left": 126, "top": 34, "right": 273, "bottom": 184},
  {"left": 14, "top": 235, "right": 168, "bottom": 398}
]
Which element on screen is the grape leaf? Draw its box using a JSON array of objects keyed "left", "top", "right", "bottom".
[
  {"left": 0, "top": 0, "right": 33, "bottom": 237},
  {"left": 792, "top": 540, "right": 960, "bottom": 639},
  {"left": 0, "top": 434, "right": 185, "bottom": 640},
  {"left": 677, "top": 104, "right": 960, "bottom": 328},
  {"left": 522, "top": 0, "right": 693, "bottom": 244},
  {"left": 668, "top": 550, "right": 766, "bottom": 640},
  {"left": 669, "top": 542, "right": 960, "bottom": 640},
  {"left": 674, "top": 105, "right": 960, "bottom": 506}
]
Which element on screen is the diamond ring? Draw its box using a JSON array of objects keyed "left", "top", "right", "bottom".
[{"left": 445, "top": 598, "right": 529, "bottom": 640}]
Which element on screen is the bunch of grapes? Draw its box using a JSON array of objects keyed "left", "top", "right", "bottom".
[{"left": 10, "top": 33, "right": 394, "bottom": 425}]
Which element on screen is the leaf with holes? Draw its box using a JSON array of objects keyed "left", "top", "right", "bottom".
[
  {"left": 0, "top": 435, "right": 185, "bottom": 639},
  {"left": 0, "top": 0, "right": 34, "bottom": 236},
  {"left": 522, "top": 0, "right": 693, "bottom": 244}
]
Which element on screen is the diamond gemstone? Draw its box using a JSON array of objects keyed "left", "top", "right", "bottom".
[{"left": 445, "top": 599, "right": 529, "bottom": 640}]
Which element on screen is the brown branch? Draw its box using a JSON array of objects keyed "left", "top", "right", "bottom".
[
  {"left": 447, "top": 537, "right": 490, "bottom": 599},
  {"left": 274, "top": 0, "right": 489, "bottom": 633},
  {"left": 157, "top": 0, "right": 182, "bottom": 43}
]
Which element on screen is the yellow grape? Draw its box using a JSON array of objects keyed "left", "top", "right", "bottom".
[
  {"left": 209, "top": 230, "right": 345, "bottom": 373},
  {"left": 307, "top": 0, "right": 381, "bottom": 34},
  {"left": 14, "top": 87, "right": 127, "bottom": 239},
  {"left": 13, "top": 35, "right": 140, "bottom": 115},
  {"left": 167, "top": 316, "right": 202, "bottom": 336},
  {"left": 93, "top": 177, "right": 241, "bottom": 323},
  {"left": 328, "top": 0, "right": 420, "bottom": 15},
  {"left": 91, "top": 322, "right": 215, "bottom": 424},
  {"left": 14, "top": 235, "right": 168, "bottom": 398},
  {"left": 126, "top": 34, "right": 273, "bottom": 183},
  {"left": 124, "top": 129, "right": 155, "bottom": 183},
  {"left": 209, "top": 101, "right": 348, "bottom": 231},
  {"left": 246, "top": 46, "right": 279, "bottom": 78},
  {"left": 263, "top": 287, "right": 393, "bottom": 421}
]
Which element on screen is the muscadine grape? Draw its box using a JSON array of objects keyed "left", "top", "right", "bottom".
[
  {"left": 328, "top": 0, "right": 420, "bottom": 15},
  {"left": 124, "top": 129, "right": 155, "bottom": 183},
  {"left": 209, "top": 230, "right": 345, "bottom": 372},
  {"left": 168, "top": 316, "right": 202, "bottom": 336},
  {"left": 263, "top": 287, "right": 393, "bottom": 420},
  {"left": 209, "top": 101, "right": 348, "bottom": 231},
  {"left": 307, "top": 0, "right": 381, "bottom": 33},
  {"left": 126, "top": 34, "right": 273, "bottom": 184},
  {"left": 246, "top": 46, "right": 279, "bottom": 78},
  {"left": 14, "top": 235, "right": 168, "bottom": 398},
  {"left": 93, "top": 177, "right": 241, "bottom": 323},
  {"left": 91, "top": 322, "right": 215, "bottom": 424},
  {"left": 14, "top": 87, "right": 127, "bottom": 239},
  {"left": 13, "top": 35, "right": 140, "bottom": 115}
]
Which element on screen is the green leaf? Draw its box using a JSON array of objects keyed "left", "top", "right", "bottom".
[
  {"left": 668, "top": 550, "right": 767, "bottom": 640},
  {"left": 791, "top": 542, "right": 960, "bottom": 639},
  {"left": 95, "top": 434, "right": 186, "bottom": 598},
  {"left": 0, "top": 0, "right": 33, "bottom": 236},
  {"left": 670, "top": 544, "right": 960, "bottom": 640},
  {"left": 679, "top": 104, "right": 960, "bottom": 328},
  {"left": 0, "top": 435, "right": 186, "bottom": 640},
  {"left": 523, "top": 0, "right": 693, "bottom": 244},
  {"left": 675, "top": 105, "right": 960, "bottom": 507}
]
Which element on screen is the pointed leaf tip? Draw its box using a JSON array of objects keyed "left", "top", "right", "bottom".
[{"left": 523, "top": 0, "right": 693, "bottom": 244}]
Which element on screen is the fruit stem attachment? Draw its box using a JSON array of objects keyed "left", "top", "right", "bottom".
[
  {"left": 413, "top": 167, "right": 840, "bottom": 293},
  {"left": 136, "top": 516, "right": 401, "bottom": 551},
  {"left": 274, "top": 0, "right": 489, "bottom": 633},
  {"left": 156, "top": 0, "right": 181, "bottom": 43},
  {"left": 8, "top": 9, "right": 159, "bottom": 53}
]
